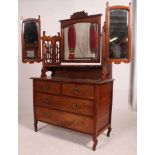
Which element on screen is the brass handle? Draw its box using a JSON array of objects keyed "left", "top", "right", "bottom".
[
  {"left": 73, "top": 87, "right": 81, "bottom": 94},
  {"left": 72, "top": 103, "right": 80, "bottom": 109},
  {"left": 43, "top": 85, "right": 50, "bottom": 90},
  {"left": 41, "top": 99, "right": 49, "bottom": 104}
]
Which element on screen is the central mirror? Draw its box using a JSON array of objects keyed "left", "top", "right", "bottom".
[
  {"left": 64, "top": 23, "right": 98, "bottom": 60},
  {"left": 60, "top": 12, "right": 101, "bottom": 64}
]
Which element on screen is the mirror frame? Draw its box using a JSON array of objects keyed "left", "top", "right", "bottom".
[
  {"left": 60, "top": 12, "right": 102, "bottom": 64},
  {"left": 105, "top": 2, "right": 132, "bottom": 64},
  {"left": 21, "top": 16, "right": 41, "bottom": 63}
]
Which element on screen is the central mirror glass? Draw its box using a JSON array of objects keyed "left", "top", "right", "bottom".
[{"left": 64, "top": 23, "right": 98, "bottom": 60}]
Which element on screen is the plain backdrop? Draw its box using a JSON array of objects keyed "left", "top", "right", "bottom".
[{"left": 18, "top": 0, "right": 137, "bottom": 155}]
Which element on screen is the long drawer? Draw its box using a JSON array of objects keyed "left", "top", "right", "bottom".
[
  {"left": 35, "top": 107, "right": 93, "bottom": 134},
  {"left": 62, "top": 83, "right": 94, "bottom": 99},
  {"left": 34, "top": 80, "right": 61, "bottom": 95},
  {"left": 35, "top": 92, "right": 94, "bottom": 116}
]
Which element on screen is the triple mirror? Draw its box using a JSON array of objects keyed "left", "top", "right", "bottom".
[
  {"left": 21, "top": 16, "right": 41, "bottom": 63},
  {"left": 105, "top": 3, "right": 131, "bottom": 64},
  {"left": 60, "top": 12, "right": 101, "bottom": 64}
]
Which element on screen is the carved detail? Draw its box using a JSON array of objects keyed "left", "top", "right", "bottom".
[
  {"left": 70, "top": 11, "right": 88, "bottom": 19},
  {"left": 41, "top": 31, "right": 61, "bottom": 66}
]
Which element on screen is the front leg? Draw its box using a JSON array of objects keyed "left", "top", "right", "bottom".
[
  {"left": 92, "top": 136, "right": 98, "bottom": 151},
  {"left": 107, "top": 127, "right": 112, "bottom": 137},
  {"left": 34, "top": 120, "right": 38, "bottom": 132}
]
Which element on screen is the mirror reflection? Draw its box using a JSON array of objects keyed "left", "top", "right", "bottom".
[
  {"left": 64, "top": 23, "right": 98, "bottom": 60},
  {"left": 109, "top": 9, "right": 128, "bottom": 59},
  {"left": 23, "top": 21, "right": 39, "bottom": 59}
]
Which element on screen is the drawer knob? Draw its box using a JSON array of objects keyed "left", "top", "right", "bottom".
[
  {"left": 73, "top": 88, "right": 81, "bottom": 94},
  {"left": 41, "top": 99, "right": 49, "bottom": 105},
  {"left": 72, "top": 103, "right": 80, "bottom": 109},
  {"left": 43, "top": 85, "right": 50, "bottom": 90}
]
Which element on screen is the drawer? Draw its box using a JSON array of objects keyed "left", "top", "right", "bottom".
[
  {"left": 34, "top": 80, "right": 60, "bottom": 95},
  {"left": 35, "top": 93, "right": 94, "bottom": 116},
  {"left": 62, "top": 83, "right": 94, "bottom": 99},
  {"left": 35, "top": 107, "right": 93, "bottom": 134}
]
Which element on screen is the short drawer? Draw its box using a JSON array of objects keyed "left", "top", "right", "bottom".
[
  {"left": 35, "top": 107, "right": 93, "bottom": 134},
  {"left": 62, "top": 83, "right": 94, "bottom": 99},
  {"left": 34, "top": 80, "right": 60, "bottom": 95},
  {"left": 35, "top": 93, "right": 94, "bottom": 116}
]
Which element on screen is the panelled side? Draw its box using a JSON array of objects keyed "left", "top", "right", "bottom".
[{"left": 97, "top": 82, "right": 113, "bottom": 131}]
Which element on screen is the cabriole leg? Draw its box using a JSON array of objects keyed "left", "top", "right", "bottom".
[
  {"left": 107, "top": 127, "right": 112, "bottom": 137},
  {"left": 34, "top": 120, "right": 38, "bottom": 132},
  {"left": 92, "top": 136, "right": 98, "bottom": 151}
]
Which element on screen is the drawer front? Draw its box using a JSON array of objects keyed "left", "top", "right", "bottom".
[
  {"left": 35, "top": 107, "right": 93, "bottom": 134},
  {"left": 34, "top": 80, "right": 60, "bottom": 95},
  {"left": 35, "top": 93, "right": 94, "bottom": 116},
  {"left": 62, "top": 83, "right": 94, "bottom": 99}
]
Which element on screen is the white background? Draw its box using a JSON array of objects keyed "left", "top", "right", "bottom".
[{"left": 1, "top": 0, "right": 155, "bottom": 155}]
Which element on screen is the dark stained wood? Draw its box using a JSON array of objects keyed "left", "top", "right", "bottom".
[
  {"left": 41, "top": 31, "right": 61, "bottom": 67},
  {"left": 60, "top": 14, "right": 102, "bottom": 64},
  {"left": 32, "top": 78, "right": 114, "bottom": 150},
  {"left": 107, "top": 127, "right": 112, "bottom": 137},
  {"left": 30, "top": 11, "right": 115, "bottom": 151},
  {"left": 62, "top": 83, "right": 94, "bottom": 99},
  {"left": 34, "top": 80, "right": 61, "bottom": 95},
  {"left": 101, "top": 24, "right": 112, "bottom": 79},
  {"left": 35, "top": 92, "right": 94, "bottom": 116},
  {"left": 70, "top": 11, "right": 88, "bottom": 19},
  {"left": 21, "top": 15, "right": 42, "bottom": 63},
  {"left": 33, "top": 80, "right": 38, "bottom": 132},
  {"left": 31, "top": 76, "right": 114, "bottom": 85},
  {"left": 51, "top": 67, "right": 103, "bottom": 80},
  {"left": 36, "top": 107, "right": 94, "bottom": 134}
]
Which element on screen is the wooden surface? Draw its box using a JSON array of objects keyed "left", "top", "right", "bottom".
[
  {"left": 21, "top": 16, "right": 42, "bottom": 63},
  {"left": 62, "top": 83, "right": 94, "bottom": 99},
  {"left": 60, "top": 13, "right": 101, "bottom": 63},
  {"left": 31, "top": 76, "right": 114, "bottom": 84},
  {"left": 36, "top": 107, "right": 93, "bottom": 134},
  {"left": 32, "top": 77, "right": 114, "bottom": 150},
  {"left": 105, "top": 2, "right": 132, "bottom": 64},
  {"left": 34, "top": 80, "right": 61, "bottom": 95},
  {"left": 35, "top": 92, "right": 94, "bottom": 116}
]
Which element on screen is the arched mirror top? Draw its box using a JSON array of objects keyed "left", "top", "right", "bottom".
[
  {"left": 105, "top": 2, "right": 132, "bottom": 64},
  {"left": 60, "top": 11, "right": 102, "bottom": 64},
  {"left": 21, "top": 16, "right": 41, "bottom": 63}
]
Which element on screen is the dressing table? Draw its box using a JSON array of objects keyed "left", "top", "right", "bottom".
[
  {"left": 21, "top": 3, "right": 132, "bottom": 150},
  {"left": 31, "top": 12, "right": 113, "bottom": 151}
]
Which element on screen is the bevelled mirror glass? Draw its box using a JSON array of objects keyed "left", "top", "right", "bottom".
[
  {"left": 105, "top": 3, "right": 131, "bottom": 64},
  {"left": 60, "top": 12, "right": 101, "bottom": 64},
  {"left": 64, "top": 23, "right": 98, "bottom": 60},
  {"left": 21, "top": 16, "right": 41, "bottom": 63}
]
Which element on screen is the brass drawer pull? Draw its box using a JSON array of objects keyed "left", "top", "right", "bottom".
[
  {"left": 41, "top": 99, "right": 49, "bottom": 105},
  {"left": 72, "top": 103, "right": 80, "bottom": 109},
  {"left": 73, "top": 87, "right": 81, "bottom": 94},
  {"left": 43, "top": 85, "right": 50, "bottom": 90}
]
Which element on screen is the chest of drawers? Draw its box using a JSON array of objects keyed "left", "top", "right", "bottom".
[{"left": 32, "top": 77, "right": 114, "bottom": 150}]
